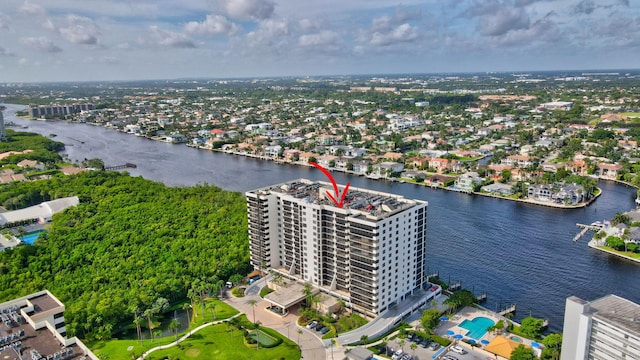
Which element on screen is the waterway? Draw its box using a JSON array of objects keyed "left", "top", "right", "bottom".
[{"left": 4, "top": 104, "right": 639, "bottom": 332}]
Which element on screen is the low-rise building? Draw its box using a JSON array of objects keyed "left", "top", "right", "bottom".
[{"left": 0, "top": 290, "right": 98, "bottom": 359}]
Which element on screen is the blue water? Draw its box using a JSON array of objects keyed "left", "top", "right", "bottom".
[
  {"left": 459, "top": 316, "right": 495, "bottom": 340},
  {"left": 20, "top": 230, "right": 47, "bottom": 244},
  {"left": 4, "top": 103, "right": 640, "bottom": 332}
]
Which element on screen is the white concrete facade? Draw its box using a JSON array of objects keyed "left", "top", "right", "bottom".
[
  {"left": 561, "top": 295, "right": 640, "bottom": 360},
  {"left": 246, "top": 179, "right": 428, "bottom": 317}
]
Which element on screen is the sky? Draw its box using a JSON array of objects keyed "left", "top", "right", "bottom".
[{"left": 0, "top": 0, "right": 638, "bottom": 82}]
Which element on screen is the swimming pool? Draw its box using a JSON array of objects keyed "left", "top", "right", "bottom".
[
  {"left": 19, "top": 230, "right": 47, "bottom": 244},
  {"left": 459, "top": 316, "right": 495, "bottom": 340}
]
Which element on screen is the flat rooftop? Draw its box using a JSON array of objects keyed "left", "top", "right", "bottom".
[
  {"left": 590, "top": 294, "right": 640, "bottom": 335},
  {"left": 249, "top": 179, "right": 424, "bottom": 219},
  {"left": 29, "top": 293, "right": 64, "bottom": 314}
]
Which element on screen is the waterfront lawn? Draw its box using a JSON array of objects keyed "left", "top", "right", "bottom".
[
  {"left": 191, "top": 298, "right": 240, "bottom": 326},
  {"left": 89, "top": 337, "right": 177, "bottom": 360},
  {"left": 146, "top": 323, "right": 300, "bottom": 360},
  {"left": 599, "top": 246, "right": 640, "bottom": 260}
]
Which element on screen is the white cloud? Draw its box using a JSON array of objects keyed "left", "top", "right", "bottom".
[
  {"left": 298, "top": 30, "right": 342, "bottom": 51},
  {"left": 217, "top": 0, "right": 275, "bottom": 20},
  {"left": 149, "top": 26, "right": 196, "bottom": 48},
  {"left": 18, "top": 1, "right": 47, "bottom": 17},
  {"left": 370, "top": 23, "right": 419, "bottom": 46},
  {"left": 21, "top": 36, "right": 63, "bottom": 52},
  {"left": 185, "top": 14, "right": 239, "bottom": 36},
  {"left": 59, "top": 14, "right": 100, "bottom": 45},
  {"left": 245, "top": 18, "right": 289, "bottom": 49},
  {"left": 478, "top": 7, "right": 531, "bottom": 36},
  {"left": 18, "top": 57, "right": 29, "bottom": 65}
]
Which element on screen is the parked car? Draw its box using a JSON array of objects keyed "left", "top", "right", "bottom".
[
  {"left": 420, "top": 338, "right": 431, "bottom": 348},
  {"left": 450, "top": 345, "right": 466, "bottom": 354},
  {"left": 407, "top": 333, "right": 415, "bottom": 341},
  {"left": 429, "top": 342, "right": 440, "bottom": 350},
  {"left": 320, "top": 327, "right": 330, "bottom": 334},
  {"left": 306, "top": 320, "right": 318, "bottom": 329},
  {"left": 314, "top": 323, "right": 325, "bottom": 331}
]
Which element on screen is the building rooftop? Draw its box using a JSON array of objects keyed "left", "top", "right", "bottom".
[
  {"left": 590, "top": 294, "right": 640, "bottom": 335},
  {"left": 0, "top": 291, "right": 97, "bottom": 360},
  {"left": 249, "top": 179, "right": 424, "bottom": 220}
]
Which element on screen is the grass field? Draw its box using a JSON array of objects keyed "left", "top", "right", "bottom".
[
  {"left": 622, "top": 112, "right": 640, "bottom": 118},
  {"left": 249, "top": 329, "right": 279, "bottom": 347},
  {"left": 146, "top": 323, "right": 300, "bottom": 360},
  {"left": 88, "top": 299, "right": 240, "bottom": 360}
]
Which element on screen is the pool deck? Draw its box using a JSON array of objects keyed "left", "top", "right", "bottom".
[
  {"left": 435, "top": 306, "right": 543, "bottom": 358},
  {"left": 436, "top": 306, "right": 500, "bottom": 342},
  {"left": 0, "top": 233, "right": 21, "bottom": 250}
]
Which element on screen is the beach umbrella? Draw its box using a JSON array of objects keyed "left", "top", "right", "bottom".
[
  {"left": 481, "top": 339, "right": 490, "bottom": 345},
  {"left": 531, "top": 341, "right": 541, "bottom": 347},
  {"left": 440, "top": 316, "right": 449, "bottom": 321},
  {"left": 468, "top": 339, "right": 476, "bottom": 344},
  {"left": 454, "top": 334, "right": 463, "bottom": 339},
  {"left": 446, "top": 330, "right": 455, "bottom": 336}
]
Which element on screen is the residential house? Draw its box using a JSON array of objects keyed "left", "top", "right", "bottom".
[
  {"left": 597, "top": 163, "right": 623, "bottom": 180},
  {"left": 481, "top": 183, "right": 514, "bottom": 196},
  {"left": 454, "top": 172, "right": 484, "bottom": 192},
  {"left": 372, "top": 162, "right": 404, "bottom": 178},
  {"left": 502, "top": 155, "right": 534, "bottom": 168}
]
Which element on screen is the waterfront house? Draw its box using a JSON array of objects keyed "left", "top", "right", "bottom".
[
  {"left": 454, "top": 172, "right": 484, "bottom": 192},
  {"left": 481, "top": 183, "right": 514, "bottom": 196},
  {"left": 597, "top": 163, "right": 623, "bottom": 180},
  {"left": 371, "top": 162, "right": 404, "bottom": 178}
]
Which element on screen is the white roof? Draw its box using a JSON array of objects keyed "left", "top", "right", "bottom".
[{"left": 0, "top": 196, "right": 79, "bottom": 225}]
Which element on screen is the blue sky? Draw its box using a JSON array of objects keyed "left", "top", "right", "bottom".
[{"left": 0, "top": 0, "right": 638, "bottom": 82}]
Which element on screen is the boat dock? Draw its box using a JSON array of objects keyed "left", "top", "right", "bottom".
[
  {"left": 573, "top": 223, "right": 604, "bottom": 242},
  {"left": 498, "top": 304, "right": 516, "bottom": 316}
]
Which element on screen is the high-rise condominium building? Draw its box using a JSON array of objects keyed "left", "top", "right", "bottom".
[
  {"left": 246, "top": 179, "right": 428, "bottom": 317},
  {"left": 561, "top": 294, "right": 640, "bottom": 360}
]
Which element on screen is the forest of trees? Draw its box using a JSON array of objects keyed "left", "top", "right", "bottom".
[{"left": 0, "top": 171, "right": 251, "bottom": 341}]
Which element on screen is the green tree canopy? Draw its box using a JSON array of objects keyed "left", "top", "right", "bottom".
[
  {"left": 0, "top": 172, "right": 251, "bottom": 341},
  {"left": 510, "top": 344, "right": 536, "bottom": 360},
  {"left": 420, "top": 308, "right": 441, "bottom": 331},
  {"left": 519, "top": 317, "right": 544, "bottom": 339}
]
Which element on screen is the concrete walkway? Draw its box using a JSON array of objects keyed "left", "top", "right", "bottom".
[
  {"left": 138, "top": 313, "right": 242, "bottom": 359},
  {"left": 223, "top": 284, "right": 328, "bottom": 360}
]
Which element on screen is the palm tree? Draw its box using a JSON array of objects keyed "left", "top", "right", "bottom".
[
  {"left": 133, "top": 316, "right": 142, "bottom": 342},
  {"left": 144, "top": 308, "right": 155, "bottom": 341},
  {"left": 181, "top": 303, "right": 192, "bottom": 330},
  {"left": 207, "top": 301, "right": 217, "bottom": 321},
  {"left": 398, "top": 339, "right": 406, "bottom": 352},
  {"left": 247, "top": 299, "right": 258, "bottom": 324},
  {"left": 168, "top": 318, "right": 180, "bottom": 341},
  {"left": 360, "top": 334, "right": 368, "bottom": 344},
  {"left": 330, "top": 338, "right": 337, "bottom": 360}
]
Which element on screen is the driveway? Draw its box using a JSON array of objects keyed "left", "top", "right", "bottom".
[{"left": 224, "top": 287, "right": 327, "bottom": 360}]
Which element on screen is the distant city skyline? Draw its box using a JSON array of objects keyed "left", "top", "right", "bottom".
[{"left": 0, "top": 0, "right": 638, "bottom": 83}]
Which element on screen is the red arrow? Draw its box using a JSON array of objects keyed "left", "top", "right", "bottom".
[{"left": 309, "top": 162, "right": 351, "bottom": 208}]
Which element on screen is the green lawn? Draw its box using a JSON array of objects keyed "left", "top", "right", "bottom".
[
  {"left": 89, "top": 337, "right": 176, "bottom": 360},
  {"left": 88, "top": 299, "right": 239, "bottom": 359},
  {"left": 147, "top": 323, "right": 300, "bottom": 360},
  {"left": 599, "top": 246, "right": 640, "bottom": 260},
  {"left": 190, "top": 298, "right": 240, "bottom": 326},
  {"left": 621, "top": 112, "right": 640, "bottom": 118}
]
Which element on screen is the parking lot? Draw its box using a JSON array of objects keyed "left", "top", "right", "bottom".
[{"left": 380, "top": 339, "right": 494, "bottom": 360}]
